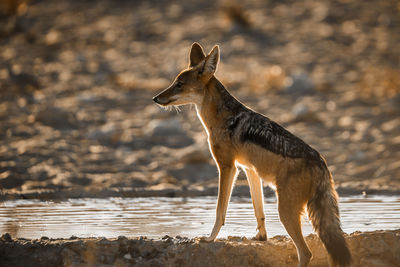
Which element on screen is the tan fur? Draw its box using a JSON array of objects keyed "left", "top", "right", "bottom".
[{"left": 153, "top": 43, "right": 350, "bottom": 267}]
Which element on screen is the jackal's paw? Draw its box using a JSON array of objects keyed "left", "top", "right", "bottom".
[
  {"left": 198, "top": 236, "right": 216, "bottom": 243},
  {"left": 253, "top": 232, "right": 267, "bottom": 241}
]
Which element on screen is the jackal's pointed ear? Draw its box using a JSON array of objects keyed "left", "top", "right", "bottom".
[
  {"left": 189, "top": 42, "right": 206, "bottom": 67},
  {"left": 201, "top": 45, "right": 219, "bottom": 77}
]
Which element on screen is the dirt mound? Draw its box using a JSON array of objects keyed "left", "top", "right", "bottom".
[{"left": 0, "top": 230, "right": 399, "bottom": 267}]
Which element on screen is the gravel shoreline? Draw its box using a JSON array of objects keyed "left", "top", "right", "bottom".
[{"left": 1, "top": 230, "right": 399, "bottom": 267}]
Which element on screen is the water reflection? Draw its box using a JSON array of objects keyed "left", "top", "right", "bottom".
[{"left": 0, "top": 196, "right": 399, "bottom": 239}]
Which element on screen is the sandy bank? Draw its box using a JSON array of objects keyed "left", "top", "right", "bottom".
[{"left": 0, "top": 230, "right": 399, "bottom": 267}]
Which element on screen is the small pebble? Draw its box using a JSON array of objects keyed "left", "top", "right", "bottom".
[{"left": 1, "top": 233, "right": 12, "bottom": 242}]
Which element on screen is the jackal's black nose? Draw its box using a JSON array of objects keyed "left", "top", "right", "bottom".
[{"left": 153, "top": 95, "right": 171, "bottom": 105}]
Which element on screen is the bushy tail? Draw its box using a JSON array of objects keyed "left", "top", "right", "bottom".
[{"left": 307, "top": 171, "right": 351, "bottom": 267}]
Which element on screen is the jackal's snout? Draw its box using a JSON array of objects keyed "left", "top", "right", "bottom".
[
  {"left": 152, "top": 91, "right": 174, "bottom": 105},
  {"left": 152, "top": 95, "right": 163, "bottom": 104}
]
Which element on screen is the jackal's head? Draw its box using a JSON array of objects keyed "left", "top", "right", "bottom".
[{"left": 153, "top": 43, "right": 219, "bottom": 107}]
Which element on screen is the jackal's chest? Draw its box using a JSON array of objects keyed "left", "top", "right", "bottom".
[{"left": 207, "top": 133, "right": 230, "bottom": 152}]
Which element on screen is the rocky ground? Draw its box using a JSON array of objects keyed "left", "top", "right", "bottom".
[
  {"left": 1, "top": 230, "right": 400, "bottom": 267},
  {"left": 1, "top": 0, "right": 400, "bottom": 200}
]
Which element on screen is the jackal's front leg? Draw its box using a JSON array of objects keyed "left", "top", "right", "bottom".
[{"left": 203, "top": 164, "right": 237, "bottom": 242}]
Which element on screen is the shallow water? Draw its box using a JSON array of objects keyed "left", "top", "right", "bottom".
[{"left": 1, "top": 195, "right": 399, "bottom": 239}]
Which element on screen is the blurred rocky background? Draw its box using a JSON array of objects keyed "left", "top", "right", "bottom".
[{"left": 1, "top": 0, "right": 399, "bottom": 199}]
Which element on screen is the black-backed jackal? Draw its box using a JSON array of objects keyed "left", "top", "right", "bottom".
[{"left": 153, "top": 43, "right": 351, "bottom": 267}]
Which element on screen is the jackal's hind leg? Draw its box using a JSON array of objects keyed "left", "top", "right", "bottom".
[
  {"left": 245, "top": 169, "right": 267, "bottom": 241},
  {"left": 278, "top": 192, "right": 312, "bottom": 267},
  {"left": 202, "top": 165, "right": 237, "bottom": 242}
]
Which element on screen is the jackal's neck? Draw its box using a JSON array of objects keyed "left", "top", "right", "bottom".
[{"left": 195, "top": 77, "right": 243, "bottom": 135}]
